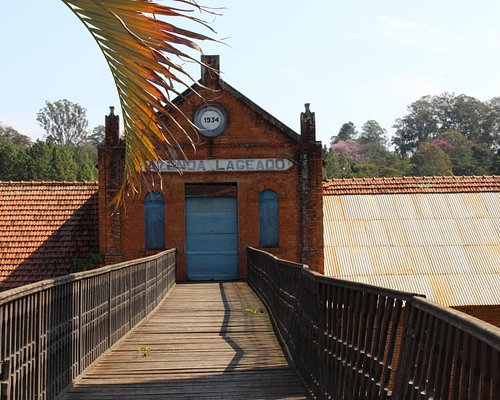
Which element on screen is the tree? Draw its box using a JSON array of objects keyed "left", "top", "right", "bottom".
[
  {"left": 393, "top": 96, "right": 440, "bottom": 156},
  {"left": 331, "top": 122, "right": 357, "bottom": 145},
  {"left": 36, "top": 99, "right": 90, "bottom": 146},
  {"left": 359, "top": 120, "right": 388, "bottom": 160},
  {"left": 88, "top": 125, "right": 105, "bottom": 146},
  {"left": 0, "top": 124, "right": 32, "bottom": 147},
  {"left": 410, "top": 143, "right": 453, "bottom": 176},
  {"left": 432, "top": 129, "right": 494, "bottom": 175},
  {"left": 331, "top": 140, "right": 365, "bottom": 164},
  {"left": 359, "top": 120, "right": 387, "bottom": 147},
  {"left": 0, "top": 137, "right": 23, "bottom": 180},
  {"left": 393, "top": 93, "right": 500, "bottom": 155},
  {"left": 323, "top": 146, "right": 352, "bottom": 179},
  {"left": 24, "top": 141, "right": 78, "bottom": 181},
  {"left": 74, "top": 146, "right": 98, "bottom": 181}
]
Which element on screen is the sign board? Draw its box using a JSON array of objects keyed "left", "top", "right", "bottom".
[{"left": 151, "top": 158, "right": 294, "bottom": 173}]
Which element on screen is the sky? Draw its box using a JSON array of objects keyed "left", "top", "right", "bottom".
[{"left": 1, "top": 1, "right": 500, "bottom": 147}]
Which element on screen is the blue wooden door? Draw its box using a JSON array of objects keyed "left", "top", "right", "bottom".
[{"left": 185, "top": 197, "right": 238, "bottom": 280}]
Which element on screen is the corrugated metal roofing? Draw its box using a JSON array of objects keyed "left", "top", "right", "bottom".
[{"left": 323, "top": 181, "right": 500, "bottom": 307}]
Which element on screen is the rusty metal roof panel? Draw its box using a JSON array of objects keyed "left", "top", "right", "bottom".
[
  {"left": 424, "top": 194, "right": 446, "bottom": 219},
  {"left": 446, "top": 193, "right": 470, "bottom": 219},
  {"left": 462, "top": 192, "right": 490, "bottom": 218},
  {"left": 376, "top": 195, "right": 397, "bottom": 220},
  {"left": 323, "top": 196, "right": 345, "bottom": 221},
  {"left": 445, "top": 246, "right": 470, "bottom": 273},
  {"left": 323, "top": 185, "right": 500, "bottom": 307},
  {"left": 365, "top": 220, "right": 391, "bottom": 246},
  {"left": 455, "top": 219, "right": 479, "bottom": 246},
  {"left": 393, "top": 194, "right": 418, "bottom": 220},
  {"left": 480, "top": 192, "right": 500, "bottom": 216},
  {"left": 473, "top": 219, "right": 498, "bottom": 245},
  {"left": 482, "top": 246, "right": 500, "bottom": 273},
  {"left": 413, "top": 194, "right": 435, "bottom": 219},
  {"left": 438, "top": 219, "right": 463, "bottom": 246}
]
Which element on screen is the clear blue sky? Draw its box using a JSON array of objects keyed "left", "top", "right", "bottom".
[{"left": 1, "top": 0, "right": 500, "bottom": 146}]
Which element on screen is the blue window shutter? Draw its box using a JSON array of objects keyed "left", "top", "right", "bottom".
[
  {"left": 144, "top": 192, "right": 165, "bottom": 250},
  {"left": 259, "top": 190, "right": 279, "bottom": 247}
]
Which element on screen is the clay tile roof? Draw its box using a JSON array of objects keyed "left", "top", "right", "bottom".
[
  {"left": 0, "top": 181, "right": 98, "bottom": 291},
  {"left": 323, "top": 175, "right": 500, "bottom": 195}
]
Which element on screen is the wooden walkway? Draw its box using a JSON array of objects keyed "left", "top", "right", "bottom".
[{"left": 62, "top": 282, "right": 306, "bottom": 399}]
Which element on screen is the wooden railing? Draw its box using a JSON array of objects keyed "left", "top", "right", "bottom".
[
  {"left": 247, "top": 247, "right": 500, "bottom": 400},
  {"left": 0, "top": 249, "right": 176, "bottom": 400}
]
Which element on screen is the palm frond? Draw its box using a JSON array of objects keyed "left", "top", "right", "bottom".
[{"left": 61, "top": 0, "right": 216, "bottom": 207}]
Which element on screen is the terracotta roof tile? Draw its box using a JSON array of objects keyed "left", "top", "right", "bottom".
[
  {"left": 0, "top": 181, "right": 98, "bottom": 290},
  {"left": 323, "top": 176, "right": 500, "bottom": 195}
]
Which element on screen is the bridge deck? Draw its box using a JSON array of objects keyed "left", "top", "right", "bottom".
[{"left": 62, "top": 282, "right": 306, "bottom": 399}]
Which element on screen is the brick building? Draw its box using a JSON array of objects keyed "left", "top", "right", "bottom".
[{"left": 99, "top": 55, "right": 324, "bottom": 281}]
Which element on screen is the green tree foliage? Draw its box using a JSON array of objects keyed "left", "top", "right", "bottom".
[
  {"left": 359, "top": 120, "right": 387, "bottom": 147},
  {"left": 410, "top": 143, "right": 453, "bottom": 176},
  {"left": 331, "top": 122, "right": 357, "bottom": 145},
  {"left": 88, "top": 125, "right": 105, "bottom": 146},
  {"left": 324, "top": 120, "right": 410, "bottom": 179},
  {"left": 432, "top": 130, "right": 494, "bottom": 175},
  {"left": 0, "top": 137, "right": 23, "bottom": 180},
  {"left": 0, "top": 124, "right": 32, "bottom": 147},
  {"left": 323, "top": 146, "right": 352, "bottom": 178},
  {"left": 491, "top": 149, "right": 500, "bottom": 175},
  {"left": 393, "top": 93, "right": 500, "bottom": 155},
  {"left": 36, "top": 99, "right": 90, "bottom": 146},
  {"left": 74, "top": 146, "right": 98, "bottom": 181},
  {"left": 0, "top": 134, "right": 97, "bottom": 182}
]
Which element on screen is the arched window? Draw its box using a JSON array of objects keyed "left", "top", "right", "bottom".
[
  {"left": 259, "top": 189, "right": 279, "bottom": 247},
  {"left": 144, "top": 192, "right": 164, "bottom": 250}
]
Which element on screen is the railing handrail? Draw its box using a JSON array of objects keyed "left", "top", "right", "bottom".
[
  {"left": 0, "top": 249, "right": 176, "bottom": 303},
  {"left": 247, "top": 246, "right": 500, "bottom": 400},
  {"left": 410, "top": 295, "right": 500, "bottom": 351},
  {"left": 0, "top": 249, "right": 177, "bottom": 400}
]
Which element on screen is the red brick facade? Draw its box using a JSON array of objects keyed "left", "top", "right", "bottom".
[{"left": 99, "top": 56, "right": 324, "bottom": 281}]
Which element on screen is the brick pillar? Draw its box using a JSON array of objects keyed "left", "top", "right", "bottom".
[
  {"left": 98, "top": 107, "right": 124, "bottom": 265},
  {"left": 299, "top": 104, "right": 324, "bottom": 273},
  {"left": 201, "top": 55, "right": 221, "bottom": 89}
]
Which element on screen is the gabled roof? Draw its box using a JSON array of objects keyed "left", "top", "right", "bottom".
[
  {"left": 0, "top": 181, "right": 98, "bottom": 290},
  {"left": 323, "top": 175, "right": 500, "bottom": 195},
  {"left": 218, "top": 80, "right": 302, "bottom": 143},
  {"left": 171, "top": 78, "right": 302, "bottom": 144},
  {"left": 322, "top": 176, "right": 500, "bottom": 307}
]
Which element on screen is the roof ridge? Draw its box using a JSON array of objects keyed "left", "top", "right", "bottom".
[
  {"left": 323, "top": 175, "right": 500, "bottom": 195},
  {"left": 0, "top": 180, "right": 98, "bottom": 185}
]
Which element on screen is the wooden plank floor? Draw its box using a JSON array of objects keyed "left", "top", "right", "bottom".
[{"left": 63, "top": 282, "right": 306, "bottom": 399}]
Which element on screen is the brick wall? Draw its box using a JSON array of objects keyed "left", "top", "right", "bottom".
[
  {"left": 98, "top": 56, "right": 324, "bottom": 280},
  {"left": 453, "top": 304, "right": 500, "bottom": 328}
]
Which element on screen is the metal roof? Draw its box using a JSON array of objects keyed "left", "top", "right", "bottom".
[{"left": 323, "top": 191, "right": 500, "bottom": 306}]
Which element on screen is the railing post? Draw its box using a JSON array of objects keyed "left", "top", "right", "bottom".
[
  {"left": 108, "top": 271, "right": 112, "bottom": 348},
  {"left": 317, "top": 281, "right": 326, "bottom": 400}
]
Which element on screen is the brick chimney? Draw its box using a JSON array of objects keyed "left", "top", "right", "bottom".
[
  {"left": 99, "top": 107, "right": 124, "bottom": 265},
  {"left": 201, "top": 55, "right": 221, "bottom": 88},
  {"left": 300, "top": 103, "right": 316, "bottom": 142},
  {"left": 105, "top": 106, "right": 120, "bottom": 145}
]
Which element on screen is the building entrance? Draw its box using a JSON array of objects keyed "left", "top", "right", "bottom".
[{"left": 185, "top": 184, "right": 238, "bottom": 280}]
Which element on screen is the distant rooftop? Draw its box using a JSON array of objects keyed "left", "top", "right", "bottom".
[
  {"left": 0, "top": 181, "right": 98, "bottom": 290},
  {"left": 323, "top": 175, "right": 500, "bottom": 195}
]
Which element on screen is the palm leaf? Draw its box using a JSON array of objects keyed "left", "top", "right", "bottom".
[{"left": 61, "top": 0, "right": 216, "bottom": 207}]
